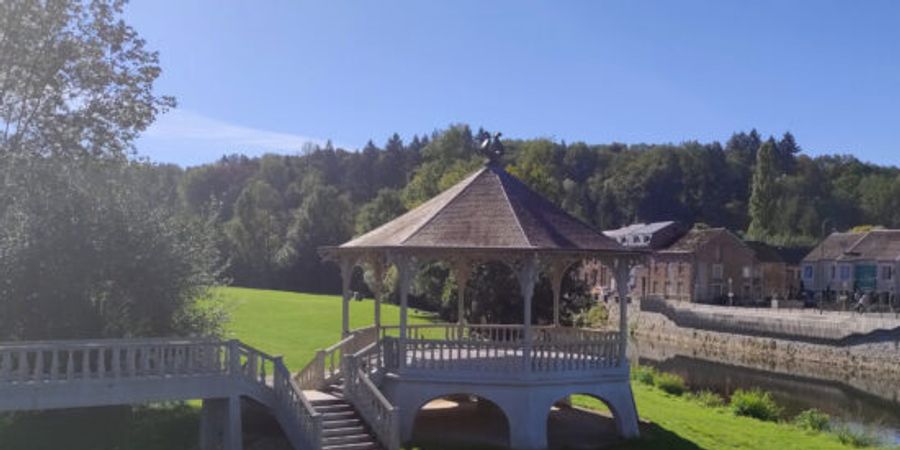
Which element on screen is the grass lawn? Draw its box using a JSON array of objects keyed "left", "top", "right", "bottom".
[
  {"left": 576, "top": 386, "right": 880, "bottom": 450},
  {"left": 219, "top": 286, "right": 435, "bottom": 370},
  {"left": 1, "top": 287, "right": 892, "bottom": 450}
]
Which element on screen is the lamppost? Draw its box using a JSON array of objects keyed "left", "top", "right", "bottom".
[{"left": 727, "top": 277, "right": 734, "bottom": 306}]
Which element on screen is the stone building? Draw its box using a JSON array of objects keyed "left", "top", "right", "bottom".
[
  {"left": 651, "top": 228, "right": 759, "bottom": 303},
  {"left": 745, "top": 241, "right": 808, "bottom": 300},
  {"left": 580, "top": 222, "right": 684, "bottom": 301},
  {"left": 582, "top": 223, "right": 822, "bottom": 304},
  {"left": 801, "top": 230, "right": 900, "bottom": 297}
]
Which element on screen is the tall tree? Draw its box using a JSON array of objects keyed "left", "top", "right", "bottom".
[
  {"left": 0, "top": 0, "right": 174, "bottom": 158},
  {"left": 747, "top": 139, "right": 779, "bottom": 239}
]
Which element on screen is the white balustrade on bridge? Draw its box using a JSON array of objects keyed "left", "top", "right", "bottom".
[{"left": 0, "top": 338, "right": 322, "bottom": 450}]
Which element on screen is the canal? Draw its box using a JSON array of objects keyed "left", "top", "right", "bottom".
[{"left": 633, "top": 339, "right": 900, "bottom": 444}]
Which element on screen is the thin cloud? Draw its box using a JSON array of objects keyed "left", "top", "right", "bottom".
[{"left": 144, "top": 109, "right": 332, "bottom": 153}]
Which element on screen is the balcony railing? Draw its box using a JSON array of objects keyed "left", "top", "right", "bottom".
[{"left": 379, "top": 324, "right": 622, "bottom": 376}]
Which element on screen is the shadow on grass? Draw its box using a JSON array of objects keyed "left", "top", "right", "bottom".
[
  {"left": 604, "top": 422, "right": 705, "bottom": 450},
  {"left": 0, "top": 403, "right": 199, "bottom": 450}
]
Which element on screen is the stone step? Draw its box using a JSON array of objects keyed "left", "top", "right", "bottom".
[
  {"left": 322, "top": 418, "right": 363, "bottom": 429},
  {"left": 322, "top": 441, "right": 379, "bottom": 450},
  {"left": 322, "top": 410, "right": 357, "bottom": 420},
  {"left": 323, "top": 433, "right": 375, "bottom": 446},
  {"left": 323, "top": 426, "right": 367, "bottom": 437},
  {"left": 316, "top": 403, "right": 354, "bottom": 413},
  {"left": 311, "top": 398, "right": 346, "bottom": 406}
]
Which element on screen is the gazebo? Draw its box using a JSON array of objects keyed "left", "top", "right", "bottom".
[{"left": 313, "top": 152, "right": 643, "bottom": 450}]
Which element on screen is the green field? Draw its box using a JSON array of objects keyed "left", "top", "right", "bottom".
[
  {"left": 220, "top": 286, "right": 434, "bottom": 369},
  {"left": 0, "top": 287, "right": 892, "bottom": 450}
]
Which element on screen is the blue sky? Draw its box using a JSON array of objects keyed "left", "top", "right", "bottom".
[{"left": 127, "top": 1, "right": 900, "bottom": 167}]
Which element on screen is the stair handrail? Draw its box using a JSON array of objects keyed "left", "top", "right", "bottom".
[
  {"left": 344, "top": 342, "right": 400, "bottom": 450},
  {"left": 233, "top": 341, "right": 323, "bottom": 450},
  {"left": 295, "top": 326, "right": 378, "bottom": 390}
]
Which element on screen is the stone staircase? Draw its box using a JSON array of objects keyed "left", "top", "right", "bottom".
[{"left": 311, "top": 382, "right": 381, "bottom": 450}]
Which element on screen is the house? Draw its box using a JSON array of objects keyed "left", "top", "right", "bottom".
[
  {"left": 581, "top": 224, "right": 765, "bottom": 304},
  {"left": 652, "top": 228, "right": 759, "bottom": 303},
  {"left": 745, "top": 241, "right": 809, "bottom": 300},
  {"left": 580, "top": 221, "right": 685, "bottom": 301},
  {"left": 801, "top": 230, "right": 900, "bottom": 297}
]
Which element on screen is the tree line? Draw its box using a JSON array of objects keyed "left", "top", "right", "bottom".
[{"left": 172, "top": 125, "right": 899, "bottom": 297}]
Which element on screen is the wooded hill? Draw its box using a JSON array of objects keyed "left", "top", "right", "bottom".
[{"left": 166, "top": 125, "right": 900, "bottom": 294}]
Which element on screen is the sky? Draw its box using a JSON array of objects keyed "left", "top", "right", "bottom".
[{"left": 126, "top": 1, "right": 900, "bottom": 167}]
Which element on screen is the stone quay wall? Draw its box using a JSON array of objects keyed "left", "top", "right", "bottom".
[{"left": 623, "top": 302, "right": 900, "bottom": 402}]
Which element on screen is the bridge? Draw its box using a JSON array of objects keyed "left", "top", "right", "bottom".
[{"left": 0, "top": 338, "right": 320, "bottom": 450}]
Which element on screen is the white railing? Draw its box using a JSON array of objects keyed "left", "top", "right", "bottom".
[
  {"left": 0, "top": 339, "right": 324, "bottom": 450},
  {"left": 0, "top": 338, "right": 227, "bottom": 383},
  {"left": 231, "top": 342, "right": 322, "bottom": 450},
  {"left": 295, "top": 326, "right": 378, "bottom": 389},
  {"left": 344, "top": 343, "right": 399, "bottom": 450},
  {"left": 380, "top": 325, "right": 622, "bottom": 374}
]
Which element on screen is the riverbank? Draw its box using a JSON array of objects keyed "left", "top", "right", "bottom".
[{"left": 630, "top": 307, "right": 900, "bottom": 403}]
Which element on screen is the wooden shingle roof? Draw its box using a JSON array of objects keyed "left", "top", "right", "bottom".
[{"left": 336, "top": 163, "right": 625, "bottom": 253}]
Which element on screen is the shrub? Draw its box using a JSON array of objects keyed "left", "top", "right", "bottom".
[
  {"left": 689, "top": 390, "right": 726, "bottom": 408},
  {"left": 833, "top": 424, "right": 884, "bottom": 448},
  {"left": 574, "top": 304, "right": 609, "bottom": 328},
  {"left": 793, "top": 409, "right": 831, "bottom": 433},
  {"left": 729, "top": 389, "right": 782, "bottom": 422},
  {"left": 631, "top": 366, "right": 657, "bottom": 386},
  {"left": 654, "top": 372, "right": 687, "bottom": 396}
]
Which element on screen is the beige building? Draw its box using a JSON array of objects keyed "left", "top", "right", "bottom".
[
  {"left": 801, "top": 230, "right": 900, "bottom": 297},
  {"left": 583, "top": 225, "right": 773, "bottom": 304}
]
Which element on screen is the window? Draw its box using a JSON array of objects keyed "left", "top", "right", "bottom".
[
  {"left": 802, "top": 265, "right": 814, "bottom": 280},
  {"left": 839, "top": 265, "right": 851, "bottom": 281},
  {"left": 712, "top": 264, "right": 724, "bottom": 279},
  {"left": 831, "top": 265, "right": 837, "bottom": 280},
  {"left": 742, "top": 266, "right": 751, "bottom": 278},
  {"left": 643, "top": 235, "right": 650, "bottom": 243},
  {"left": 882, "top": 265, "right": 893, "bottom": 281}
]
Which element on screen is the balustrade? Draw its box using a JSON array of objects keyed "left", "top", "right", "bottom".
[
  {"left": 379, "top": 325, "right": 622, "bottom": 375},
  {"left": 344, "top": 343, "right": 399, "bottom": 450},
  {"left": 0, "top": 339, "right": 227, "bottom": 383},
  {"left": 295, "top": 326, "right": 378, "bottom": 389}
]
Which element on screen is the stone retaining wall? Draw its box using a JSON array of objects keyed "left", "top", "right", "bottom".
[
  {"left": 630, "top": 309, "right": 900, "bottom": 402},
  {"left": 639, "top": 297, "right": 900, "bottom": 345}
]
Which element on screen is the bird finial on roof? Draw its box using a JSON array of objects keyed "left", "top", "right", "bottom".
[{"left": 479, "top": 132, "right": 504, "bottom": 164}]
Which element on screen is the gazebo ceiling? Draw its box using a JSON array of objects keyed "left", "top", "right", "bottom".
[{"left": 326, "top": 162, "right": 631, "bottom": 257}]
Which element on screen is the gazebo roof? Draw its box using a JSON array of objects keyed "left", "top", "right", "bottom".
[{"left": 330, "top": 162, "right": 628, "bottom": 256}]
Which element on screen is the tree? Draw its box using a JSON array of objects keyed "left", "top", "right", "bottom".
[
  {"left": 0, "top": 0, "right": 174, "bottom": 158},
  {"left": 0, "top": 155, "right": 224, "bottom": 340},
  {"left": 775, "top": 132, "right": 801, "bottom": 174},
  {"left": 224, "top": 180, "right": 286, "bottom": 287},
  {"left": 747, "top": 139, "right": 779, "bottom": 239},
  {"left": 355, "top": 189, "right": 407, "bottom": 235}
]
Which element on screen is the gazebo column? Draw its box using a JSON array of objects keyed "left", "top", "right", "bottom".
[
  {"left": 369, "top": 257, "right": 386, "bottom": 334},
  {"left": 613, "top": 258, "right": 633, "bottom": 365},
  {"left": 451, "top": 258, "right": 471, "bottom": 332},
  {"left": 395, "top": 255, "right": 413, "bottom": 341},
  {"left": 516, "top": 255, "right": 539, "bottom": 371},
  {"left": 548, "top": 259, "right": 572, "bottom": 327},
  {"left": 339, "top": 258, "right": 355, "bottom": 337}
]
